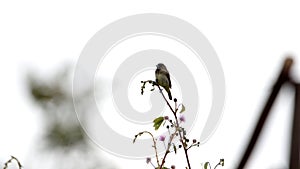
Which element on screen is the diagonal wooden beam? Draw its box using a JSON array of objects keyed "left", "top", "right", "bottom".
[{"left": 237, "top": 58, "right": 293, "bottom": 169}]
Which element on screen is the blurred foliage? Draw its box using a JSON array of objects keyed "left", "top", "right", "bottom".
[
  {"left": 26, "top": 65, "right": 115, "bottom": 169},
  {"left": 46, "top": 124, "right": 85, "bottom": 149},
  {"left": 27, "top": 66, "right": 87, "bottom": 151}
]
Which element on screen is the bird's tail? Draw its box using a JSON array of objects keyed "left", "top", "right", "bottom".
[{"left": 167, "top": 89, "right": 172, "bottom": 100}]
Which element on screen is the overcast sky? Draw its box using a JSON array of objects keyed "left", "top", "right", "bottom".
[{"left": 1, "top": 1, "right": 300, "bottom": 169}]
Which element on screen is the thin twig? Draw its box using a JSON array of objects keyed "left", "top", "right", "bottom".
[
  {"left": 158, "top": 127, "right": 180, "bottom": 169},
  {"left": 214, "top": 163, "right": 221, "bottom": 169},
  {"left": 175, "top": 116, "right": 192, "bottom": 169},
  {"left": 187, "top": 143, "right": 199, "bottom": 150},
  {"left": 3, "top": 156, "right": 22, "bottom": 169},
  {"left": 156, "top": 85, "right": 175, "bottom": 113},
  {"left": 134, "top": 131, "right": 160, "bottom": 166}
]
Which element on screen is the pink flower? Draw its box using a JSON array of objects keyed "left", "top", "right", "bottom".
[
  {"left": 179, "top": 115, "right": 185, "bottom": 123},
  {"left": 146, "top": 157, "right": 151, "bottom": 164},
  {"left": 159, "top": 135, "right": 166, "bottom": 141}
]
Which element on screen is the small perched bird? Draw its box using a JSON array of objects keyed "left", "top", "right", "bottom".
[{"left": 155, "top": 63, "right": 172, "bottom": 100}]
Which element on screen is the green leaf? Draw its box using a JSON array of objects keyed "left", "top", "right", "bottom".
[
  {"left": 179, "top": 104, "right": 185, "bottom": 113},
  {"left": 153, "top": 117, "right": 164, "bottom": 130},
  {"left": 204, "top": 162, "right": 210, "bottom": 169}
]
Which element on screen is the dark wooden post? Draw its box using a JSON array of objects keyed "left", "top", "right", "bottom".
[{"left": 289, "top": 83, "right": 300, "bottom": 169}]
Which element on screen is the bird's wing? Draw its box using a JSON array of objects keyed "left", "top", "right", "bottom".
[
  {"left": 166, "top": 71, "right": 171, "bottom": 88},
  {"left": 155, "top": 69, "right": 159, "bottom": 83},
  {"left": 160, "top": 69, "right": 172, "bottom": 88}
]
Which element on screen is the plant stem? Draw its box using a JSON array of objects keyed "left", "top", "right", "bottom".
[
  {"left": 214, "top": 163, "right": 221, "bottom": 169},
  {"left": 213, "top": 165, "right": 219, "bottom": 169},
  {"left": 158, "top": 127, "right": 179, "bottom": 169},
  {"left": 156, "top": 85, "right": 175, "bottom": 113},
  {"left": 174, "top": 113, "right": 192, "bottom": 169},
  {"left": 135, "top": 131, "right": 160, "bottom": 166},
  {"left": 3, "top": 156, "right": 22, "bottom": 169},
  {"left": 156, "top": 85, "right": 192, "bottom": 169}
]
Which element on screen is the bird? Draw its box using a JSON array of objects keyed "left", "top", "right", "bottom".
[{"left": 155, "top": 63, "right": 172, "bottom": 100}]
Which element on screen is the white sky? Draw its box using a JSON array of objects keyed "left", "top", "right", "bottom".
[{"left": 1, "top": 1, "right": 300, "bottom": 169}]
